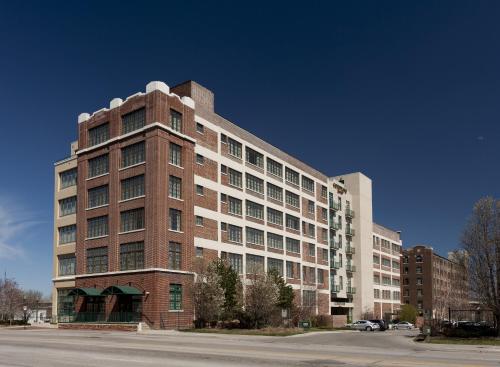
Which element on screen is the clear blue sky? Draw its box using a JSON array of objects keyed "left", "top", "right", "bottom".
[{"left": 0, "top": 1, "right": 499, "bottom": 296}]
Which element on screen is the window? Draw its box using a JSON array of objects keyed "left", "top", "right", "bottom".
[
  {"left": 246, "top": 200, "right": 264, "bottom": 220},
  {"left": 416, "top": 255, "right": 423, "bottom": 263},
  {"left": 382, "top": 290, "right": 391, "bottom": 300},
  {"left": 302, "top": 176, "right": 315, "bottom": 193},
  {"left": 220, "top": 193, "right": 227, "bottom": 202},
  {"left": 196, "top": 122, "right": 204, "bottom": 133},
  {"left": 60, "top": 168, "right": 77, "bottom": 189},
  {"left": 228, "top": 197, "right": 242, "bottom": 215},
  {"left": 416, "top": 266, "right": 422, "bottom": 274},
  {"left": 228, "top": 168, "right": 242, "bottom": 188},
  {"left": 268, "top": 258, "right": 283, "bottom": 276},
  {"left": 88, "top": 123, "right": 109, "bottom": 146},
  {"left": 286, "top": 237, "right": 300, "bottom": 253},
  {"left": 417, "top": 278, "right": 423, "bottom": 285},
  {"left": 120, "top": 208, "right": 145, "bottom": 232},
  {"left": 285, "top": 167, "right": 300, "bottom": 185},
  {"left": 246, "top": 227, "right": 264, "bottom": 245},
  {"left": 222, "top": 252, "right": 243, "bottom": 274},
  {"left": 58, "top": 255, "right": 76, "bottom": 276},
  {"left": 87, "top": 216, "right": 108, "bottom": 238},
  {"left": 195, "top": 216, "right": 204, "bottom": 226},
  {"left": 374, "top": 275, "right": 380, "bottom": 284},
  {"left": 87, "top": 185, "right": 108, "bottom": 208},
  {"left": 308, "top": 243, "right": 315, "bottom": 257},
  {"left": 403, "top": 255, "right": 409, "bottom": 264},
  {"left": 121, "top": 175, "right": 144, "bottom": 200},
  {"left": 286, "top": 214, "right": 300, "bottom": 231},
  {"left": 392, "top": 261, "right": 400, "bottom": 270},
  {"left": 382, "top": 258, "right": 391, "bottom": 267},
  {"left": 374, "top": 289, "right": 380, "bottom": 299},
  {"left": 303, "top": 290, "right": 316, "bottom": 307},
  {"left": 220, "top": 133, "right": 227, "bottom": 143},
  {"left": 196, "top": 247, "right": 204, "bottom": 257},
  {"left": 59, "top": 225, "right": 76, "bottom": 244},
  {"left": 196, "top": 185, "right": 204, "bottom": 196},
  {"left": 169, "top": 175, "right": 182, "bottom": 199},
  {"left": 246, "top": 147, "right": 263, "bottom": 168},
  {"left": 88, "top": 154, "right": 109, "bottom": 178},
  {"left": 404, "top": 289, "right": 409, "bottom": 297},
  {"left": 169, "top": 143, "right": 182, "bottom": 166},
  {"left": 393, "top": 291, "right": 400, "bottom": 300},
  {"left": 373, "top": 255, "right": 380, "bottom": 265},
  {"left": 120, "top": 242, "right": 144, "bottom": 270},
  {"left": 267, "top": 233, "right": 283, "bottom": 250},
  {"left": 196, "top": 154, "right": 204, "bottom": 165},
  {"left": 228, "top": 137, "right": 242, "bottom": 158},
  {"left": 122, "top": 142, "right": 145, "bottom": 168},
  {"left": 322, "top": 248, "right": 328, "bottom": 261},
  {"left": 321, "top": 186, "right": 328, "bottom": 199},
  {"left": 267, "top": 207, "right": 283, "bottom": 226},
  {"left": 286, "top": 261, "right": 294, "bottom": 278},
  {"left": 417, "top": 289, "right": 423, "bottom": 297},
  {"left": 383, "top": 276, "right": 391, "bottom": 286},
  {"left": 267, "top": 182, "right": 283, "bottom": 202},
  {"left": 169, "top": 209, "right": 182, "bottom": 231},
  {"left": 318, "top": 269, "right": 324, "bottom": 284},
  {"left": 169, "top": 284, "right": 182, "bottom": 310},
  {"left": 122, "top": 108, "right": 145, "bottom": 134},
  {"left": 308, "top": 201, "right": 315, "bottom": 214},
  {"left": 246, "top": 173, "right": 264, "bottom": 194},
  {"left": 228, "top": 225, "right": 242, "bottom": 243},
  {"left": 168, "top": 242, "right": 182, "bottom": 269},
  {"left": 59, "top": 196, "right": 77, "bottom": 216},
  {"left": 246, "top": 254, "right": 264, "bottom": 273},
  {"left": 285, "top": 191, "right": 300, "bottom": 208},
  {"left": 267, "top": 158, "right": 283, "bottom": 177},
  {"left": 170, "top": 110, "right": 182, "bottom": 132},
  {"left": 86, "top": 247, "right": 108, "bottom": 274},
  {"left": 393, "top": 278, "right": 400, "bottom": 286}
]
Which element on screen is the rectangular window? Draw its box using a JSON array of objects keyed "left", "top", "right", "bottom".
[
  {"left": 169, "top": 175, "right": 182, "bottom": 199},
  {"left": 267, "top": 158, "right": 283, "bottom": 177},
  {"left": 169, "top": 208, "right": 182, "bottom": 231},
  {"left": 267, "top": 233, "right": 283, "bottom": 250},
  {"left": 383, "top": 276, "right": 391, "bottom": 286},
  {"left": 122, "top": 108, "right": 145, "bottom": 134},
  {"left": 286, "top": 261, "right": 294, "bottom": 278},
  {"left": 223, "top": 252, "right": 243, "bottom": 274},
  {"left": 285, "top": 214, "right": 300, "bottom": 231},
  {"left": 303, "top": 290, "right": 316, "bottom": 307},
  {"left": 59, "top": 196, "right": 77, "bottom": 216},
  {"left": 308, "top": 243, "right": 315, "bottom": 257},
  {"left": 195, "top": 216, "right": 204, "bottom": 226},
  {"left": 60, "top": 168, "right": 77, "bottom": 189},
  {"left": 374, "top": 275, "right": 380, "bottom": 284},
  {"left": 228, "top": 196, "right": 242, "bottom": 216},
  {"left": 196, "top": 122, "right": 204, "bottom": 133},
  {"left": 318, "top": 269, "right": 324, "bottom": 284},
  {"left": 246, "top": 200, "right": 264, "bottom": 220},
  {"left": 228, "top": 137, "right": 242, "bottom": 158},
  {"left": 88, "top": 154, "right": 109, "bottom": 178},
  {"left": 308, "top": 223, "right": 316, "bottom": 237},
  {"left": 322, "top": 248, "right": 328, "bottom": 261},
  {"left": 373, "top": 255, "right": 380, "bottom": 265},
  {"left": 308, "top": 201, "right": 315, "bottom": 214},
  {"left": 268, "top": 258, "right": 283, "bottom": 276},
  {"left": 196, "top": 185, "right": 204, "bottom": 195},
  {"left": 120, "top": 242, "right": 144, "bottom": 271},
  {"left": 267, "top": 207, "right": 283, "bottom": 226},
  {"left": 286, "top": 237, "right": 300, "bottom": 253},
  {"left": 196, "top": 247, "right": 203, "bottom": 257},
  {"left": 58, "top": 255, "right": 76, "bottom": 276},
  {"left": 122, "top": 142, "right": 145, "bottom": 168},
  {"left": 393, "top": 278, "right": 400, "bottom": 286},
  {"left": 285, "top": 191, "right": 300, "bottom": 208},
  {"left": 87, "top": 216, "right": 108, "bottom": 238},
  {"left": 87, "top": 185, "right": 109, "bottom": 209},
  {"left": 302, "top": 176, "right": 315, "bottom": 193},
  {"left": 228, "top": 225, "right": 242, "bottom": 243},
  {"left": 120, "top": 208, "right": 145, "bottom": 232},
  {"left": 196, "top": 154, "right": 205, "bottom": 165},
  {"left": 382, "top": 258, "right": 391, "bottom": 267},
  {"left": 246, "top": 254, "right": 264, "bottom": 273},
  {"left": 88, "top": 123, "right": 109, "bottom": 146},
  {"left": 246, "top": 173, "right": 264, "bottom": 194},
  {"left": 267, "top": 182, "right": 283, "bottom": 202},
  {"left": 168, "top": 242, "right": 182, "bottom": 269},
  {"left": 321, "top": 186, "right": 328, "bottom": 199},
  {"left": 169, "top": 143, "right": 182, "bottom": 166},
  {"left": 285, "top": 167, "right": 300, "bottom": 186},
  {"left": 170, "top": 110, "right": 182, "bottom": 132},
  {"left": 59, "top": 224, "right": 76, "bottom": 245},
  {"left": 86, "top": 247, "right": 108, "bottom": 274},
  {"left": 246, "top": 227, "right": 264, "bottom": 245},
  {"left": 374, "top": 289, "right": 380, "bottom": 299},
  {"left": 321, "top": 208, "right": 328, "bottom": 221},
  {"left": 322, "top": 228, "right": 328, "bottom": 242},
  {"left": 228, "top": 168, "right": 242, "bottom": 188},
  {"left": 121, "top": 175, "right": 145, "bottom": 200},
  {"left": 220, "top": 193, "right": 227, "bottom": 202},
  {"left": 245, "top": 147, "right": 263, "bottom": 167},
  {"left": 169, "top": 284, "right": 182, "bottom": 310}
]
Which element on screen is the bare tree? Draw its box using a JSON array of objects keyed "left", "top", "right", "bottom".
[
  {"left": 244, "top": 269, "right": 280, "bottom": 329},
  {"left": 0, "top": 277, "right": 23, "bottom": 323},
  {"left": 461, "top": 197, "right": 500, "bottom": 335}
]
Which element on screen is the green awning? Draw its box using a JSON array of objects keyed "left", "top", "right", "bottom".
[
  {"left": 68, "top": 288, "right": 103, "bottom": 297},
  {"left": 101, "top": 286, "right": 143, "bottom": 296}
]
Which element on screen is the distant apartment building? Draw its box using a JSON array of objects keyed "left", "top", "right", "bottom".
[
  {"left": 52, "top": 80, "right": 402, "bottom": 328},
  {"left": 401, "top": 245, "right": 468, "bottom": 320}
]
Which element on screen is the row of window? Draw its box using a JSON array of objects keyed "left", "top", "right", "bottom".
[
  {"left": 373, "top": 255, "right": 400, "bottom": 270},
  {"left": 374, "top": 289, "right": 400, "bottom": 300},
  {"left": 373, "top": 274, "right": 400, "bottom": 286},
  {"left": 373, "top": 235, "right": 401, "bottom": 253}
]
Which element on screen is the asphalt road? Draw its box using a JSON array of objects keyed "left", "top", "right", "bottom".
[{"left": 0, "top": 328, "right": 499, "bottom": 367}]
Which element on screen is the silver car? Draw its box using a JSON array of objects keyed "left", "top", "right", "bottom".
[
  {"left": 394, "top": 321, "right": 414, "bottom": 330},
  {"left": 351, "top": 320, "right": 380, "bottom": 331}
]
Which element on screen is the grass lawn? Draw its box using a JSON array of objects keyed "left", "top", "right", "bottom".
[
  {"left": 180, "top": 327, "right": 349, "bottom": 337},
  {"left": 428, "top": 337, "right": 500, "bottom": 346}
]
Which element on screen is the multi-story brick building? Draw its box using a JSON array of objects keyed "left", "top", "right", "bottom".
[
  {"left": 52, "top": 80, "right": 402, "bottom": 328},
  {"left": 401, "top": 245, "right": 467, "bottom": 320}
]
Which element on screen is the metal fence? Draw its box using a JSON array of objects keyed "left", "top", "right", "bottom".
[{"left": 58, "top": 312, "right": 141, "bottom": 323}]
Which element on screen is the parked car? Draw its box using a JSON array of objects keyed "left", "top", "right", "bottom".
[
  {"left": 369, "top": 319, "right": 387, "bottom": 331},
  {"left": 351, "top": 320, "right": 380, "bottom": 331},
  {"left": 394, "top": 321, "right": 414, "bottom": 330}
]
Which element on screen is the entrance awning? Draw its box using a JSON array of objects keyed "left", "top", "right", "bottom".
[
  {"left": 68, "top": 288, "right": 103, "bottom": 297},
  {"left": 101, "top": 286, "right": 143, "bottom": 296}
]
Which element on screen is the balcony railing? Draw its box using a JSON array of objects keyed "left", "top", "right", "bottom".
[
  {"left": 345, "top": 208, "right": 355, "bottom": 218},
  {"left": 330, "top": 239, "right": 341, "bottom": 250},
  {"left": 346, "top": 264, "right": 356, "bottom": 272},
  {"left": 345, "top": 227, "right": 355, "bottom": 236},
  {"left": 329, "top": 200, "right": 341, "bottom": 211},
  {"left": 345, "top": 245, "right": 355, "bottom": 255},
  {"left": 331, "top": 284, "right": 341, "bottom": 293},
  {"left": 346, "top": 286, "right": 356, "bottom": 294},
  {"left": 330, "top": 261, "right": 341, "bottom": 269},
  {"left": 58, "top": 311, "right": 142, "bottom": 323},
  {"left": 331, "top": 222, "right": 342, "bottom": 231}
]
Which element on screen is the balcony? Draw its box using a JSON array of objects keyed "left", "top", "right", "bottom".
[
  {"left": 330, "top": 261, "right": 341, "bottom": 270},
  {"left": 346, "top": 286, "right": 356, "bottom": 295},
  {"left": 345, "top": 208, "right": 355, "bottom": 219},
  {"left": 331, "top": 284, "right": 341, "bottom": 293},
  {"left": 330, "top": 239, "right": 341, "bottom": 250},
  {"left": 345, "top": 227, "right": 355, "bottom": 237},
  {"left": 345, "top": 245, "right": 355, "bottom": 255},
  {"left": 329, "top": 200, "right": 341, "bottom": 211},
  {"left": 346, "top": 264, "right": 356, "bottom": 272},
  {"left": 331, "top": 221, "right": 342, "bottom": 231}
]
